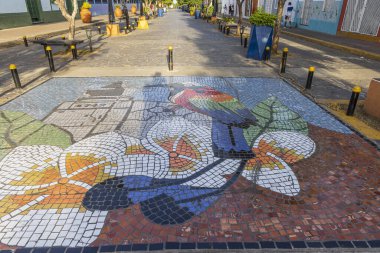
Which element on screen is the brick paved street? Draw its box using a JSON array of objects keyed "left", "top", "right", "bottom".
[{"left": 0, "top": 9, "right": 379, "bottom": 253}]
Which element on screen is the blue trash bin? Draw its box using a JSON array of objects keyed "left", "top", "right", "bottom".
[
  {"left": 158, "top": 8, "right": 164, "bottom": 17},
  {"left": 195, "top": 9, "right": 201, "bottom": 19}
]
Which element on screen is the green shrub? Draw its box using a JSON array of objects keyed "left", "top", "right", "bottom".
[
  {"left": 222, "top": 17, "right": 234, "bottom": 24},
  {"left": 189, "top": 6, "right": 195, "bottom": 12},
  {"left": 249, "top": 8, "right": 276, "bottom": 27}
]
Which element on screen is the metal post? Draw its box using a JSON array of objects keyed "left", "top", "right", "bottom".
[
  {"left": 132, "top": 22, "right": 136, "bottom": 30},
  {"left": 61, "top": 35, "right": 66, "bottom": 40},
  {"left": 346, "top": 86, "right": 362, "bottom": 116},
  {"left": 128, "top": 25, "right": 132, "bottom": 32},
  {"left": 9, "top": 64, "right": 21, "bottom": 88},
  {"left": 305, "top": 67, "right": 315, "bottom": 89},
  {"left": 97, "top": 25, "right": 101, "bottom": 34},
  {"left": 46, "top": 46, "right": 56, "bottom": 72},
  {"left": 23, "top": 36, "right": 28, "bottom": 47},
  {"left": 124, "top": 26, "right": 128, "bottom": 34},
  {"left": 71, "top": 45, "right": 78, "bottom": 60},
  {"left": 226, "top": 27, "right": 230, "bottom": 35},
  {"left": 89, "top": 37, "right": 93, "bottom": 52},
  {"left": 43, "top": 45, "right": 48, "bottom": 57},
  {"left": 280, "top": 48, "right": 288, "bottom": 73},
  {"left": 168, "top": 46, "right": 173, "bottom": 71},
  {"left": 244, "top": 37, "right": 248, "bottom": 48}
]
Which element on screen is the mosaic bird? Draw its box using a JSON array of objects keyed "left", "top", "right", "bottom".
[{"left": 171, "top": 86, "right": 256, "bottom": 159}]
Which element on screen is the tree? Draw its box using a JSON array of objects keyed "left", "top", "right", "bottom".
[
  {"left": 236, "top": 0, "right": 245, "bottom": 35},
  {"left": 54, "top": 0, "right": 79, "bottom": 40},
  {"left": 272, "top": 0, "right": 286, "bottom": 54}
]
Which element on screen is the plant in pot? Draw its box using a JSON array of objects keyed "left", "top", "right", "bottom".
[
  {"left": 189, "top": 6, "right": 195, "bottom": 16},
  {"left": 206, "top": 5, "right": 213, "bottom": 20},
  {"left": 131, "top": 4, "right": 137, "bottom": 14},
  {"left": 80, "top": 2, "right": 92, "bottom": 23},
  {"left": 114, "top": 4, "right": 122, "bottom": 18},
  {"left": 246, "top": 8, "right": 276, "bottom": 60}
]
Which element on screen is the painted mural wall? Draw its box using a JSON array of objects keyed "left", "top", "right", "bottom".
[{"left": 296, "top": 0, "right": 343, "bottom": 35}]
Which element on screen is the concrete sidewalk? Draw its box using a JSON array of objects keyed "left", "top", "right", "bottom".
[
  {"left": 281, "top": 28, "right": 380, "bottom": 61},
  {"left": 0, "top": 15, "right": 108, "bottom": 48}
]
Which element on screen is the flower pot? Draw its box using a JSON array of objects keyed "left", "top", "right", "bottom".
[
  {"left": 190, "top": 10, "right": 195, "bottom": 16},
  {"left": 195, "top": 9, "right": 201, "bottom": 19},
  {"left": 114, "top": 7, "right": 122, "bottom": 18},
  {"left": 80, "top": 8, "right": 92, "bottom": 23},
  {"left": 131, "top": 4, "right": 137, "bottom": 14},
  {"left": 246, "top": 25, "right": 273, "bottom": 61},
  {"left": 158, "top": 8, "right": 164, "bottom": 17}
]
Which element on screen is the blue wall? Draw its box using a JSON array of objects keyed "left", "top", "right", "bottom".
[
  {"left": 295, "top": 0, "right": 343, "bottom": 35},
  {"left": 90, "top": 3, "right": 141, "bottom": 16}
]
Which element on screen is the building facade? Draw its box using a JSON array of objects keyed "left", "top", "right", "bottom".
[{"left": 0, "top": 0, "right": 86, "bottom": 30}]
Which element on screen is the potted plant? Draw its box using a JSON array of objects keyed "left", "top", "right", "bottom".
[
  {"left": 189, "top": 6, "right": 195, "bottom": 16},
  {"left": 247, "top": 8, "right": 276, "bottom": 60},
  {"left": 206, "top": 5, "right": 213, "bottom": 20},
  {"left": 114, "top": 5, "right": 122, "bottom": 18},
  {"left": 80, "top": 2, "right": 92, "bottom": 23},
  {"left": 131, "top": 4, "right": 137, "bottom": 14}
]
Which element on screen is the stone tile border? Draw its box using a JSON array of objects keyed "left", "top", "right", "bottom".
[{"left": 4, "top": 240, "right": 380, "bottom": 252}]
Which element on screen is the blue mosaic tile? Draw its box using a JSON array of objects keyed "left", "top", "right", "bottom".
[
  {"left": 115, "top": 245, "right": 132, "bottom": 251},
  {"left": 99, "top": 245, "right": 116, "bottom": 252},
  {"left": 244, "top": 242, "right": 260, "bottom": 249},
  {"left": 212, "top": 242, "right": 227, "bottom": 249},
  {"left": 290, "top": 241, "right": 307, "bottom": 248},
  {"left": 148, "top": 243, "right": 164, "bottom": 251},
  {"left": 50, "top": 247, "right": 66, "bottom": 253},
  {"left": 15, "top": 249, "right": 32, "bottom": 253},
  {"left": 0, "top": 250, "right": 12, "bottom": 253},
  {"left": 368, "top": 240, "right": 380, "bottom": 248},
  {"left": 82, "top": 247, "right": 98, "bottom": 253},
  {"left": 352, "top": 241, "right": 369, "bottom": 248},
  {"left": 131, "top": 244, "right": 148, "bottom": 251},
  {"left": 275, "top": 242, "right": 292, "bottom": 249},
  {"left": 227, "top": 242, "right": 244, "bottom": 249},
  {"left": 32, "top": 248, "right": 50, "bottom": 253},
  {"left": 307, "top": 242, "right": 323, "bottom": 248},
  {"left": 338, "top": 241, "right": 354, "bottom": 248},
  {"left": 323, "top": 241, "right": 339, "bottom": 248},
  {"left": 197, "top": 242, "right": 212, "bottom": 249},
  {"left": 180, "top": 243, "right": 196, "bottom": 249},
  {"left": 165, "top": 242, "right": 180, "bottom": 250}
]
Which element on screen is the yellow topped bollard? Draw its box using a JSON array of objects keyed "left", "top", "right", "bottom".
[
  {"left": 280, "top": 48, "right": 289, "bottom": 73},
  {"left": 309, "top": 66, "right": 315, "bottom": 72},
  {"left": 347, "top": 86, "right": 362, "bottom": 116},
  {"left": 305, "top": 66, "right": 315, "bottom": 89},
  {"left": 70, "top": 45, "right": 78, "bottom": 60},
  {"left": 283, "top": 47, "right": 288, "bottom": 53},
  {"left": 168, "top": 46, "right": 173, "bottom": 71},
  {"left": 9, "top": 64, "right": 21, "bottom": 88},
  {"left": 45, "top": 46, "right": 55, "bottom": 72},
  {"left": 23, "top": 36, "right": 28, "bottom": 47},
  {"left": 46, "top": 46, "right": 52, "bottom": 51}
]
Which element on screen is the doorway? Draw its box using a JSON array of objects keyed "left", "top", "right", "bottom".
[{"left": 26, "top": 0, "right": 42, "bottom": 23}]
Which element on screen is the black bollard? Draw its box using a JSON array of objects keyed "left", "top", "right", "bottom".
[
  {"left": 264, "top": 46, "right": 270, "bottom": 61},
  {"left": 61, "top": 35, "right": 66, "bottom": 40},
  {"left": 43, "top": 45, "right": 49, "bottom": 57},
  {"left": 132, "top": 22, "right": 136, "bottom": 30},
  {"left": 71, "top": 45, "right": 78, "bottom": 60},
  {"left": 168, "top": 46, "right": 173, "bottom": 71},
  {"left": 9, "top": 64, "right": 21, "bottom": 89},
  {"left": 226, "top": 27, "right": 230, "bottom": 35},
  {"left": 128, "top": 25, "right": 132, "bottom": 32},
  {"left": 346, "top": 86, "right": 362, "bottom": 116},
  {"left": 97, "top": 25, "right": 101, "bottom": 34},
  {"left": 280, "top": 48, "right": 288, "bottom": 73},
  {"left": 46, "top": 46, "right": 56, "bottom": 72},
  {"left": 244, "top": 37, "right": 248, "bottom": 48},
  {"left": 124, "top": 26, "right": 128, "bottom": 34},
  {"left": 23, "top": 36, "right": 28, "bottom": 47},
  {"left": 305, "top": 67, "right": 315, "bottom": 89},
  {"left": 223, "top": 26, "right": 226, "bottom": 33}
]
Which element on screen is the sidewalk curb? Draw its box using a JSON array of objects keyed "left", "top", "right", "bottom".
[
  {"left": 281, "top": 30, "right": 380, "bottom": 61},
  {"left": 0, "top": 21, "right": 106, "bottom": 49}
]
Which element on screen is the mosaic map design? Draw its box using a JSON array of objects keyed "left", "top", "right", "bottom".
[{"left": 0, "top": 77, "right": 379, "bottom": 248}]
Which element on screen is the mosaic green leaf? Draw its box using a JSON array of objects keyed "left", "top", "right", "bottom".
[
  {"left": 243, "top": 97, "right": 308, "bottom": 146},
  {"left": 0, "top": 110, "right": 72, "bottom": 160}
]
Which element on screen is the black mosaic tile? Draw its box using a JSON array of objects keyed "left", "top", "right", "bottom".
[
  {"left": 115, "top": 245, "right": 132, "bottom": 251},
  {"left": 368, "top": 240, "right": 380, "bottom": 248},
  {"left": 165, "top": 242, "right": 180, "bottom": 250},
  {"left": 197, "top": 242, "right": 212, "bottom": 249},
  {"left": 148, "top": 243, "right": 164, "bottom": 251},
  {"left": 15, "top": 249, "right": 33, "bottom": 253},
  {"left": 352, "top": 241, "right": 369, "bottom": 248},
  {"left": 99, "top": 245, "right": 116, "bottom": 252},
  {"left": 291, "top": 241, "right": 307, "bottom": 248},
  {"left": 131, "top": 244, "right": 148, "bottom": 251},
  {"left": 338, "top": 241, "right": 354, "bottom": 248},
  {"left": 323, "top": 241, "right": 339, "bottom": 248},
  {"left": 227, "top": 242, "right": 244, "bottom": 249},
  {"left": 276, "top": 242, "right": 292, "bottom": 249},
  {"left": 83, "top": 247, "right": 98, "bottom": 253},
  {"left": 260, "top": 241, "right": 276, "bottom": 249},
  {"left": 244, "top": 242, "right": 260, "bottom": 249},
  {"left": 50, "top": 247, "right": 66, "bottom": 253},
  {"left": 32, "top": 248, "right": 50, "bottom": 253},
  {"left": 212, "top": 242, "right": 227, "bottom": 249},
  {"left": 306, "top": 241, "right": 323, "bottom": 248},
  {"left": 180, "top": 243, "right": 195, "bottom": 249}
]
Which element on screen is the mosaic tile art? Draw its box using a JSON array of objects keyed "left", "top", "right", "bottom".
[{"left": 0, "top": 77, "right": 379, "bottom": 249}]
